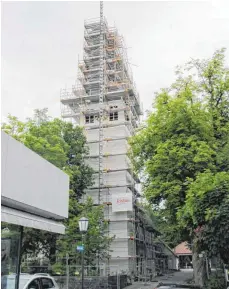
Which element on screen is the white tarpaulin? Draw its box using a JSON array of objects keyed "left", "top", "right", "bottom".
[{"left": 112, "top": 193, "right": 133, "bottom": 212}]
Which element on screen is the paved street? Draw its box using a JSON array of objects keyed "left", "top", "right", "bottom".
[
  {"left": 125, "top": 269, "right": 194, "bottom": 289},
  {"left": 158, "top": 269, "right": 193, "bottom": 283}
]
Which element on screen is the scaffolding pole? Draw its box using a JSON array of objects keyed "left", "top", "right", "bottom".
[{"left": 98, "top": 0, "right": 104, "bottom": 205}]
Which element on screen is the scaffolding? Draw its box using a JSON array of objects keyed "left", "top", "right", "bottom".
[{"left": 60, "top": 6, "right": 166, "bottom": 280}]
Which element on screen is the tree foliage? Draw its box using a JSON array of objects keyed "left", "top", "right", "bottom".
[
  {"left": 129, "top": 48, "right": 229, "bottom": 263},
  {"left": 179, "top": 171, "right": 229, "bottom": 263},
  {"left": 2, "top": 110, "right": 110, "bottom": 265},
  {"left": 55, "top": 197, "right": 112, "bottom": 271}
]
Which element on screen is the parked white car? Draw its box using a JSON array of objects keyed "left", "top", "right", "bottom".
[{"left": 2, "top": 273, "right": 59, "bottom": 289}]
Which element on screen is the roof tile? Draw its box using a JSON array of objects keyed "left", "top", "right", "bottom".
[{"left": 173, "top": 241, "right": 192, "bottom": 255}]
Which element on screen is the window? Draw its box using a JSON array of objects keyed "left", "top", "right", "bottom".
[
  {"left": 27, "top": 279, "right": 40, "bottom": 289},
  {"left": 40, "top": 278, "right": 54, "bottom": 289},
  {"left": 1, "top": 225, "right": 21, "bottom": 289},
  {"left": 109, "top": 106, "right": 118, "bottom": 121},
  {"left": 85, "top": 115, "right": 94, "bottom": 124},
  {"left": 110, "top": 105, "right": 118, "bottom": 109},
  {"left": 109, "top": 112, "right": 118, "bottom": 121}
]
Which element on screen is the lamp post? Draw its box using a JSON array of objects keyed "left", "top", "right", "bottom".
[{"left": 78, "top": 217, "right": 89, "bottom": 289}]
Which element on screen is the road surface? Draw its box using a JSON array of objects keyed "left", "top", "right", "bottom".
[
  {"left": 125, "top": 269, "right": 193, "bottom": 289},
  {"left": 159, "top": 269, "right": 193, "bottom": 283}
]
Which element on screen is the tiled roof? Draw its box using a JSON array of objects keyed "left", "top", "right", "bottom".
[{"left": 173, "top": 241, "right": 192, "bottom": 255}]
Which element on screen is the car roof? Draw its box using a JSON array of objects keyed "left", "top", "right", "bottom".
[
  {"left": 4, "top": 274, "right": 54, "bottom": 282},
  {"left": 6, "top": 274, "right": 52, "bottom": 278}
]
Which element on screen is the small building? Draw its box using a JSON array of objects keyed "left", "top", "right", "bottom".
[
  {"left": 1, "top": 131, "right": 69, "bottom": 288},
  {"left": 154, "top": 240, "right": 179, "bottom": 273},
  {"left": 173, "top": 242, "right": 192, "bottom": 269}
]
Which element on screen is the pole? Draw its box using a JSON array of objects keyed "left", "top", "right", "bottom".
[
  {"left": 81, "top": 234, "right": 85, "bottom": 289},
  {"left": 98, "top": 0, "right": 104, "bottom": 274},
  {"left": 15, "top": 226, "right": 23, "bottom": 289},
  {"left": 66, "top": 253, "right": 69, "bottom": 289},
  {"left": 206, "top": 255, "right": 209, "bottom": 280},
  {"left": 144, "top": 259, "right": 147, "bottom": 285}
]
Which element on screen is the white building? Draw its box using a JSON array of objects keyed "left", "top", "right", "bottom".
[
  {"left": 60, "top": 16, "right": 175, "bottom": 280},
  {"left": 1, "top": 130, "right": 69, "bottom": 286},
  {"left": 60, "top": 17, "right": 143, "bottom": 276}
]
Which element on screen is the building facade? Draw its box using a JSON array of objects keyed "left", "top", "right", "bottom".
[{"left": 1, "top": 131, "right": 69, "bottom": 288}]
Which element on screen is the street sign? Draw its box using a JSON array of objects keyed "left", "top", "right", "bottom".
[{"left": 77, "top": 245, "right": 84, "bottom": 252}]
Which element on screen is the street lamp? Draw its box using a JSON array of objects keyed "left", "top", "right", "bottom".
[
  {"left": 78, "top": 217, "right": 89, "bottom": 289},
  {"left": 79, "top": 217, "right": 89, "bottom": 233}
]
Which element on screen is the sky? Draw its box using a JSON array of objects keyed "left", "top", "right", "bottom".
[{"left": 1, "top": 0, "right": 229, "bottom": 122}]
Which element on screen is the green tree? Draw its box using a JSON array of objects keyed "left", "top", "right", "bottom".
[
  {"left": 179, "top": 171, "right": 229, "bottom": 263},
  {"left": 129, "top": 49, "right": 229, "bottom": 285},
  {"left": 55, "top": 198, "right": 112, "bottom": 271},
  {"left": 2, "top": 114, "right": 26, "bottom": 141},
  {"left": 33, "top": 108, "right": 50, "bottom": 124},
  {"left": 2, "top": 111, "right": 110, "bottom": 266}
]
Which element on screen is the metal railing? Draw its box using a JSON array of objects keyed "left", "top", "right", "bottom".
[{"left": 19, "top": 263, "right": 124, "bottom": 289}]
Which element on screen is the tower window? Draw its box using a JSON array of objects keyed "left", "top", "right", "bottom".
[
  {"left": 85, "top": 115, "right": 94, "bottom": 124},
  {"left": 109, "top": 111, "right": 118, "bottom": 121},
  {"left": 109, "top": 106, "right": 118, "bottom": 121}
]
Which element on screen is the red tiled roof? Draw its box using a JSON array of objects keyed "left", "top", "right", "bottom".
[{"left": 173, "top": 241, "right": 192, "bottom": 255}]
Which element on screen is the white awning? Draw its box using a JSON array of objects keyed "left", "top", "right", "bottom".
[{"left": 1, "top": 206, "right": 65, "bottom": 234}]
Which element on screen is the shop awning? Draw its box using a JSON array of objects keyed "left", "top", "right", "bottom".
[{"left": 1, "top": 206, "right": 65, "bottom": 234}]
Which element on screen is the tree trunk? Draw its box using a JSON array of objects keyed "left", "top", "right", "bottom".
[
  {"left": 192, "top": 243, "right": 207, "bottom": 287},
  {"left": 49, "top": 235, "right": 57, "bottom": 264}
]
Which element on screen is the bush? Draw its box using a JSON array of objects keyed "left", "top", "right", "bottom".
[{"left": 204, "top": 275, "right": 226, "bottom": 289}]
